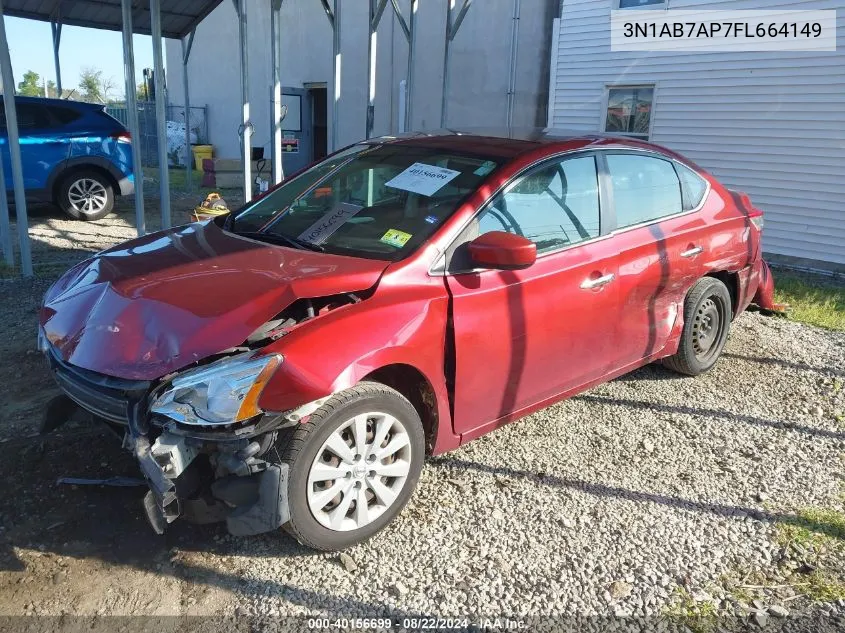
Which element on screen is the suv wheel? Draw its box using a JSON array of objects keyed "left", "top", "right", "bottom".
[
  {"left": 57, "top": 170, "right": 114, "bottom": 220},
  {"left": 280, "top": 381, "right": 425, "bottom": 551}
]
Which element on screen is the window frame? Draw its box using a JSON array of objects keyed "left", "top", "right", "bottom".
[
  {"left": 431, "top": 146, "right": 711, "bottom": 276},
  {"left": 615, "top": 0, "right": 666, "bottom": 9},
  {"left": 439, "top": 149, "right": 615, "bottom": 275},
  {"left": 601, "top": 148, "right": 711, "bottom": 235},
  {"left": 601, "top": 83, "right": 657, "bottom": 140}
]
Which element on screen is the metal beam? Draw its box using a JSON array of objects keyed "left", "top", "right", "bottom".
[
  {"left": 330, "top": 0, "right": 340, "bottom": 150},
  {"left": 0, "top": 105, "right": 11, "bottom": 267},
  {"left": 318, "top": 0, "right": 333, "bottom": 28},
  {"left": 365, "top": 0, "right": 388, "bottom": 138},
  {"left": 441, "top": 0, "right": 471, "bottom": 127},
  {"left": 121, "top": 0, "right": 145, "bottom": 235},
  {"left": 181, "top": 30, "right": 194, "bottom": 192},
  {"left": 150, "top": 0, "right": 170, "bottom": 228},
  {"left": 270, "top": 0, "right": 284, "bottom": 183},
  {"left": 50, "top": 20, "right": 62, "bottom": 95},
  {"left": 506, "top": 0, "right": 521, "bottom": 128},
  {"left": 237, "top": 0, "right": 252, "bottom": 200},
  {"left": 0, "top": 0, "right": 33, "bottom": 276},
  {"left": 389, "top": 0, "right": 415, "bottom": 132}
]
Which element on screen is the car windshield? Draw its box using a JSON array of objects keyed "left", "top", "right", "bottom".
[{"left": 228, "top": 143, "right": 500, "bottom": 260}]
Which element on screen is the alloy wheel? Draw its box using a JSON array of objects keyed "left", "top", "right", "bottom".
[
  {"left": 306, "top": 412, "right": 412, "bottom": 532},
  {"left": 67, "top": 178, "right": 109, "bottom": 216}
]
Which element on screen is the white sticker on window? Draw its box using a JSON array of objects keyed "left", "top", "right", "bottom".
[
  {"left": 298, "top": 203, "right": 363, "bottom": 244},
  {"left": 385, "top": 163, "right": 461, "bottom": 197}
]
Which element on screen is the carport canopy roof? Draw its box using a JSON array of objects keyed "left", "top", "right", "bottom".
[{"left": 5, "top": 0, "right": 223, "bottom": 38}]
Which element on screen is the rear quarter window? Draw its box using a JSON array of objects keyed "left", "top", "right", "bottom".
[
  {"left": 48, "top": 106, "right": 83, "bottom": 125},
  {"left": 675, "top": 163, "right": 708, "bottom": 210}
]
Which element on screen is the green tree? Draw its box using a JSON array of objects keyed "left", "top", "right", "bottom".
[
  {"left": 17, "top": 70, "right": 43, "bottom": 97},
  {"left": 137, "top": 81, "right": 150, "bottom": 101},
  {"left": 46, "top": 80, "right": 58, "bottom": 98},
  {"left": 78, "top": 67, "right": 116, "bottom": 104}
]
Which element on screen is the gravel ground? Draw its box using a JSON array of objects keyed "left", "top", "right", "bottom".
[{"left": 0, "top": 199, "right": 843, "bottom": 629}]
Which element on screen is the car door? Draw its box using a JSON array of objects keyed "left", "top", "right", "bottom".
[
  {"left": 444, "top": 153, "right": 621, "bottom": 437},
  {"left": 0, "top": 100, "right": 70, "bottom": 192},
  {"left": 604, "top": 151, "right": 710, "bottom": 367}
]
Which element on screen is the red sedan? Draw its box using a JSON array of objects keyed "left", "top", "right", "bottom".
[{"left": 39, "top": 131, "right": 776, "bottom": 550}]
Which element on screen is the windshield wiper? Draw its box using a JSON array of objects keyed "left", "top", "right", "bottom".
[{"left": 234, "top": 230, "right": 325, "bottom": 252}]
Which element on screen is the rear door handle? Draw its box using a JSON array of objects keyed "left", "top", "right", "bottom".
[
  {"left": 580, "top": 273, "right": 615, "bottom": 290},
  {"left": 681, "top": 246, "right": 703, "bottom": 258}
]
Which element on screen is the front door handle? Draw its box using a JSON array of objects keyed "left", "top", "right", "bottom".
[
  {"left": 580, "top": 273, "right": 615, "bottom": 290},
  {"left": 681, "top": 246, "right": 703, "bottom": 258}
]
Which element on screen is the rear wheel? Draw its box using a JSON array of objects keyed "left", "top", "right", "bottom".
[
  {"left": 663, "top": 276, "right": 732, "bottom": 376},
  {"left": 56, "top": 170, "right": 114, "bottom": 220},
  {"left": 280, "top": 381, "right": 425, "bottom": 551}
]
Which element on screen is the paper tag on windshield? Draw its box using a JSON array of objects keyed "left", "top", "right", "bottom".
[
  {"left": 380, "top": 229, "right": 412, "bottom": 248},
  {"left": 298, "top": 203, "right": 362, "bottom": 244},
  {"left": 385, "top": 163, "right": 461, "bottom": 197}
]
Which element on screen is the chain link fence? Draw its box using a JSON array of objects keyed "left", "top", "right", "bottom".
[{"left": 105, "top": 102, "right": 208, "bottom": 169}]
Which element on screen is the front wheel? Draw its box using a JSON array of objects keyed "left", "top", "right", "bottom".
[
  {"left": 280, "top": 381, "right": 425, "bottom": 551},
  {"left": 56, "top": 170, "right": 115, "bottom": 220},
  {"left": 663, "top": 276, "right": 732, "bottom": 376}
]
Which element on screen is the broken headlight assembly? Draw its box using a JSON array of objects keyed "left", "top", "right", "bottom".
[{"left": 150, "top": 352, "right": 282, "bottom": 426}]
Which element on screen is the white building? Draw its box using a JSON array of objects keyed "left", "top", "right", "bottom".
[
  {"left": 168, "top": 0, "right": 844, "bottom": 270},
  {"left": 165, "top": 0, "right": 558, "bottom": 173},
  {"left": 548, "top": 0, "right": 845, "bottom": 271}
]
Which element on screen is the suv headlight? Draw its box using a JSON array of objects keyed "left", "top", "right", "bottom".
[{"left": 150, "top": 353, "right": 282, "bottom": 426}]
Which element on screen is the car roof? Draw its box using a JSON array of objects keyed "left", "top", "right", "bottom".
[
  {"left": 3, "top": 96, "right": 103, "bottom": 110},
  {"left": 366, "top": 127, "right": 668, "bottom": 160}
]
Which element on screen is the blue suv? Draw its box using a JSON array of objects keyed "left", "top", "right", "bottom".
[{"left": 1, "top": 96, "right": 134, "bottom": 220}]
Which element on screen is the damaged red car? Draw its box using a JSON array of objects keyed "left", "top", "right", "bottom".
[{"left": 39, "top": 131, "right": 776, "bottom": 550}]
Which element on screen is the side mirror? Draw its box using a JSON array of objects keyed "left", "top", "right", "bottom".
[{"left": 467, "top": 231, "right": 537, "bottom": 270}]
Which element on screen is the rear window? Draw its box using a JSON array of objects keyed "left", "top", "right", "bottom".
[{"left": 48, "top": 105, "right": 83, "bottom": 125}]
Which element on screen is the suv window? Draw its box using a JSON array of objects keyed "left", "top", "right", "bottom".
[
  {"left": 606, "top": 153, "right": 682, "bottom": 228},
  {"left": 11, "top": 104, "right": 50, "bottom": 129},
  {"left": 48, "top": 105, "right": 82, "bottom": 125}
]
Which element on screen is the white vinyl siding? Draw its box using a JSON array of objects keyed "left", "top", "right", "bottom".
[{"left": 549, "top": 0, "right": 845, "bottom": 267}]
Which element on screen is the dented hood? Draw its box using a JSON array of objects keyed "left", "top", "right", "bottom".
[{"left": 40, "top": 221, "right": 388, "bottom": 380}]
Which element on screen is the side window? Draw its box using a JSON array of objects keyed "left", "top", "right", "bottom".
[
  {"left": 48, "top": 106, "right": 82, "bottom": 126},
  {"left": 475, "top": 155, "right": 600, "bottom": 254},
  {"left": 13, "top": 104, "right": 49, "bottom": 130},
  {"left": 606, "top": 154, "right": 682, "bottom": 228},
  {"left": 675, "top": 163, "right": 708, "bottom": 211}
]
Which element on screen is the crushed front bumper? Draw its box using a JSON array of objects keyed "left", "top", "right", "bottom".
[{"left": 42, "top": 344, "right": 292, "bottom": 537}]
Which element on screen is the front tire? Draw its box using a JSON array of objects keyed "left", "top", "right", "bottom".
[
  {"left": 280, "top": 381, "right": 425, "bottom": 551},
  {"left": 663, "top": 276, "right": 732, "bottom": 376},
  {"left": 56, "top": 170, "right": 115, "bottom": 221}
]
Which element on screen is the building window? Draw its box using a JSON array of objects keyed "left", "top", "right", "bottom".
[
  {"left": 617, "top": 0, "right": 665, "bottom": 8},
  {"left": 604, "top": 85, "right": 654, "bottom": 140}
]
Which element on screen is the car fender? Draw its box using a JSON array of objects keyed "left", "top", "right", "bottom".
[{"left": 258, "top": 285, "right": 460, "bottom": 454}]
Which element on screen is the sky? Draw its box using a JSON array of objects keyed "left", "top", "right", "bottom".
[{"left": 6, "top": 17, "right": 154, "bottom": 98}]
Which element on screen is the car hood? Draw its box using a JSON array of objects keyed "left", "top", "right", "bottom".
[{"left": 40, "top": 221, "right": 389, "bottom": 380}]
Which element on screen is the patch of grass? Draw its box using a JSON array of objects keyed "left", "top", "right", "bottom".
[
  {"left": 773, "top": 269, "right": 845, "bottom": 330},
  {"left": 777, "top": 506, "right": 845, "bottom": 551},
  {"left": 803, "top": 571, "right": 845, "bottom": 602},
  {"left": 664, "top": 587, "right": 718, "bottom": 633}
]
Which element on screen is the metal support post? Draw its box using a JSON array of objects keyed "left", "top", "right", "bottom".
[
  {"left": 237, "top": 0, "right": 253, "bottom": 200},
  {"left": 0, "top": 0, "right": 33, "bottom": 276},
  {"left": 181, "top": 31, "right": 195, "bottom": 192},
  {"left": 50, "top": 20, "right": 62, "bottom": 96},
  {"left": 365, "top": 0, "right": 388, "bottom": 138},
  {"left": 271, "top": 0, "right": 284, "bottom": 183},
  {"left": 440, "top": 0, "right": 471, "bottom": 128},
  {"left": 150, "top": 0, "right": 171, "bottom": 228},
  {"left": 121, "top": 0, "right": 146, "bottom": 235}
]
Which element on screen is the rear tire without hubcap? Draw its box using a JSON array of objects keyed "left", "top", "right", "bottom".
[
  {"left": 281, "top": 381, "right": 424, "bottom": 551},
  {"left": 57, "top": 170, "right": 115, "bottom": 221},
  {"left": 663, "top": 276, "right": 732, "bottom": 376}
]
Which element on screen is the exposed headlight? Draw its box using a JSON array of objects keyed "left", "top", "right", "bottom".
[{"left": 150, "top": 353, "right": 282, "bottom": 426}]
